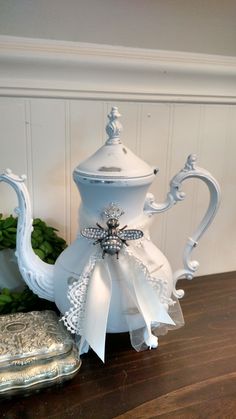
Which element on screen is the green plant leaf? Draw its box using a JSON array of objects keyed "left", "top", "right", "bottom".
[
  {"left": 0, "top": 294, "right": 12, "bottom": 303},
  {"left": 32, "top": 218, "right": 41, "bottom": 225},
  {"left": 2, "top": 216, "right": 16, "bottom": 229},
  {"left": 40, "top": 241, "right": 53, "bottom": 255},
  {"left": 1, "top": 288, "right": 10, "bottom": 295},
  {"left": 34, "top": 248, "right": 45, "bottom": 260},
  {"left": 0, "top": 214, "right": 67, "bottom": 314},
  {"left": 7, "top": 227, "right": 17, "bottom": 233}
]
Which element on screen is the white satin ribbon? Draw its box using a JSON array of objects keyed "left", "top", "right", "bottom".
[
  {"left": 62, "top": 240, "right": 181, "bottom": 362},
  {"left": 82, "top": 261, "right": 112, "bottom": 362}
]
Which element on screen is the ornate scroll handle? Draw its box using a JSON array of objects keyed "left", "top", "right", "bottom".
[{"left": 144, "top": 154, "right": 221, "bottom": 299}]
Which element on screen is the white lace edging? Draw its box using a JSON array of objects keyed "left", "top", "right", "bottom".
[
  {"left": 61, "top": 253, "right": 101, "bottom": 334},
  {"left": 62, "top": 243, "right": 173, "bottom": 338},
  {"left": 123, "top": 246, "right": 174, "bottom": 306}
]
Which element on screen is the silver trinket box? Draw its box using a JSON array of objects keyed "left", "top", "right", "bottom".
[{"left": 0, "top": 310, "right": 81, "bottom": 395}]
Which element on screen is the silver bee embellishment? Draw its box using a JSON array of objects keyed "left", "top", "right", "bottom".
[{"left": 81, "top": 204, "right": 143, "bottom": 259}]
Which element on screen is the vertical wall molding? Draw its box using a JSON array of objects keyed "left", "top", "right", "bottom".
[
  {"left": 162, "top": 104, "right": 174, "bottom": 255},
  {"left": 24, "top": 100, "right": 34, "bottom": 213},
  {"left": 64, "top": 100, "right": 71, "bottom": 243}
]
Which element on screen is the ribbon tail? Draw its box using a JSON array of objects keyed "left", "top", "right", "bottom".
[
  {"left": 121, "top": 251, "right": 175, "bottom": 327},
  {"left": 133, "top": 277, "right": 175, "bottom": 327},
  {"left": 119, "top": 251, "right": 175, "bottom": 350},
  {"left": 82, "top": 261, "right": 112, "bottom": 362}
]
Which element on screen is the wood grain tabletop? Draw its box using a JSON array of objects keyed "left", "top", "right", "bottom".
[{"left": 1, "top": 271, "right": 236, "bottom": 419}]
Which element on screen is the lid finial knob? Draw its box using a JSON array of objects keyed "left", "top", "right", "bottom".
[{"left": 106, "top": 107, "right": 122, "bottom": 145}]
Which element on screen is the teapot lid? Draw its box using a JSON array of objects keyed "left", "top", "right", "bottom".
[{"left": 74, "top": 107, "right": 155, "bottom": 180}]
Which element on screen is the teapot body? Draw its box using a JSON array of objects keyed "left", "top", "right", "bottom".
[
  {"left": 54, "top": 166, "right": 177, "bottom": 336},
  {"left": 54, "top": 211, "right": 174, "bottom": 334}
]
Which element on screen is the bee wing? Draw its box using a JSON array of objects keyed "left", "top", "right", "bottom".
[
  {"left": 118, "top": 229, "right": 143, "bottom": 240},
  {"left": 81, "top": 228, "right": 106, "bottom": 240}
]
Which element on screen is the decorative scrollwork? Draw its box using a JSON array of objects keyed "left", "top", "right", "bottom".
[
  {"left": 144, "top": 154, "right": 221, "bottom": 298},
  {"left": 0, "top": 170, "right": 55, "bottom": 301},
  {"left": 106, "top": 106, "right": 122, "bottom": 145}
]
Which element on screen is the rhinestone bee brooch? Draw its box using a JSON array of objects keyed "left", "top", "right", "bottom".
[{"left": 81, "top": 204, "right": 143, "bottom": 258}]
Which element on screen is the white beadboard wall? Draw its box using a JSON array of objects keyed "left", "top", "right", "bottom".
[{"left": 0, "top": 37, "right": 236, "bottom": 277}]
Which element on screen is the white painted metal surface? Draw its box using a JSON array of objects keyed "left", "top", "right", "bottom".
[{"left": 0, "top": 99, "right": 235, "bottom": 276}]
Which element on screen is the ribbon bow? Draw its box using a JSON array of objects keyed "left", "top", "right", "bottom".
[{"left": 62, "top": 238, "right": 184, "bottom": 362}]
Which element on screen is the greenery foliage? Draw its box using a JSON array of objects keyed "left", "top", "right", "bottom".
[
  {"left": 0, "top": 287, "right": 57, "bottom": 315},
  {"left": 0, "top": 215, "right": 67, "bottom": 263},
  {"left": 0, "top": 215, "right": 67, "bottom": 314}
]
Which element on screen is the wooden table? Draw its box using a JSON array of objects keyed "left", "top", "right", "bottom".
[{"left": 1, "top": 272, "right": 236, "bottom": 419}]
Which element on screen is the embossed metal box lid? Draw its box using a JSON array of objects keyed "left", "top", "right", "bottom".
[{"left": 0, "top": 310, "right": 81, "bottom": 395}]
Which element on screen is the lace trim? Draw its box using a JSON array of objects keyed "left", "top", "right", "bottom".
[
  {"left": 61, "top": 253, "right": 100, "bottom": 334},
  {"left": 123, "top": 246, "right": 174, "bottom": 305},
  {"left": 62, "top": 243, "right": 173, "bottom": 336}
]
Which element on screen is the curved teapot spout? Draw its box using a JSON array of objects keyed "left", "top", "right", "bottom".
[{"left": 0, "top": 169, "right": 54, "bottom": 301}]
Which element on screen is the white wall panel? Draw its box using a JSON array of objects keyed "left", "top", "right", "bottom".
[
  {"left": 216, "top": 106, "right": 236, "bottom": 272},
  {"left": 69, "top": 101, "right": 104, "bottom": 242},
  {"left": 139, "top": 103, "right": 171, "bottom": 248},
  {"left": 0, "top": 97, "right": 235, "bottom": 277},
  {"left": 162, "top": 104, "right": 202, "bottom": 273},
  {"left": 0, "top": 98, "right": 28, "bottom": 215},
  {"left": 30, "top": 99, "right": 67, "bottom": 238},
  {"left": 193, "top": 105, "right": 236, "bottom": 275}
]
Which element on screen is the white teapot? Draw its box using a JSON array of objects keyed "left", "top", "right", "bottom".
[{"left": 0, "top": 107, "right": 220, "bottom": 361}]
